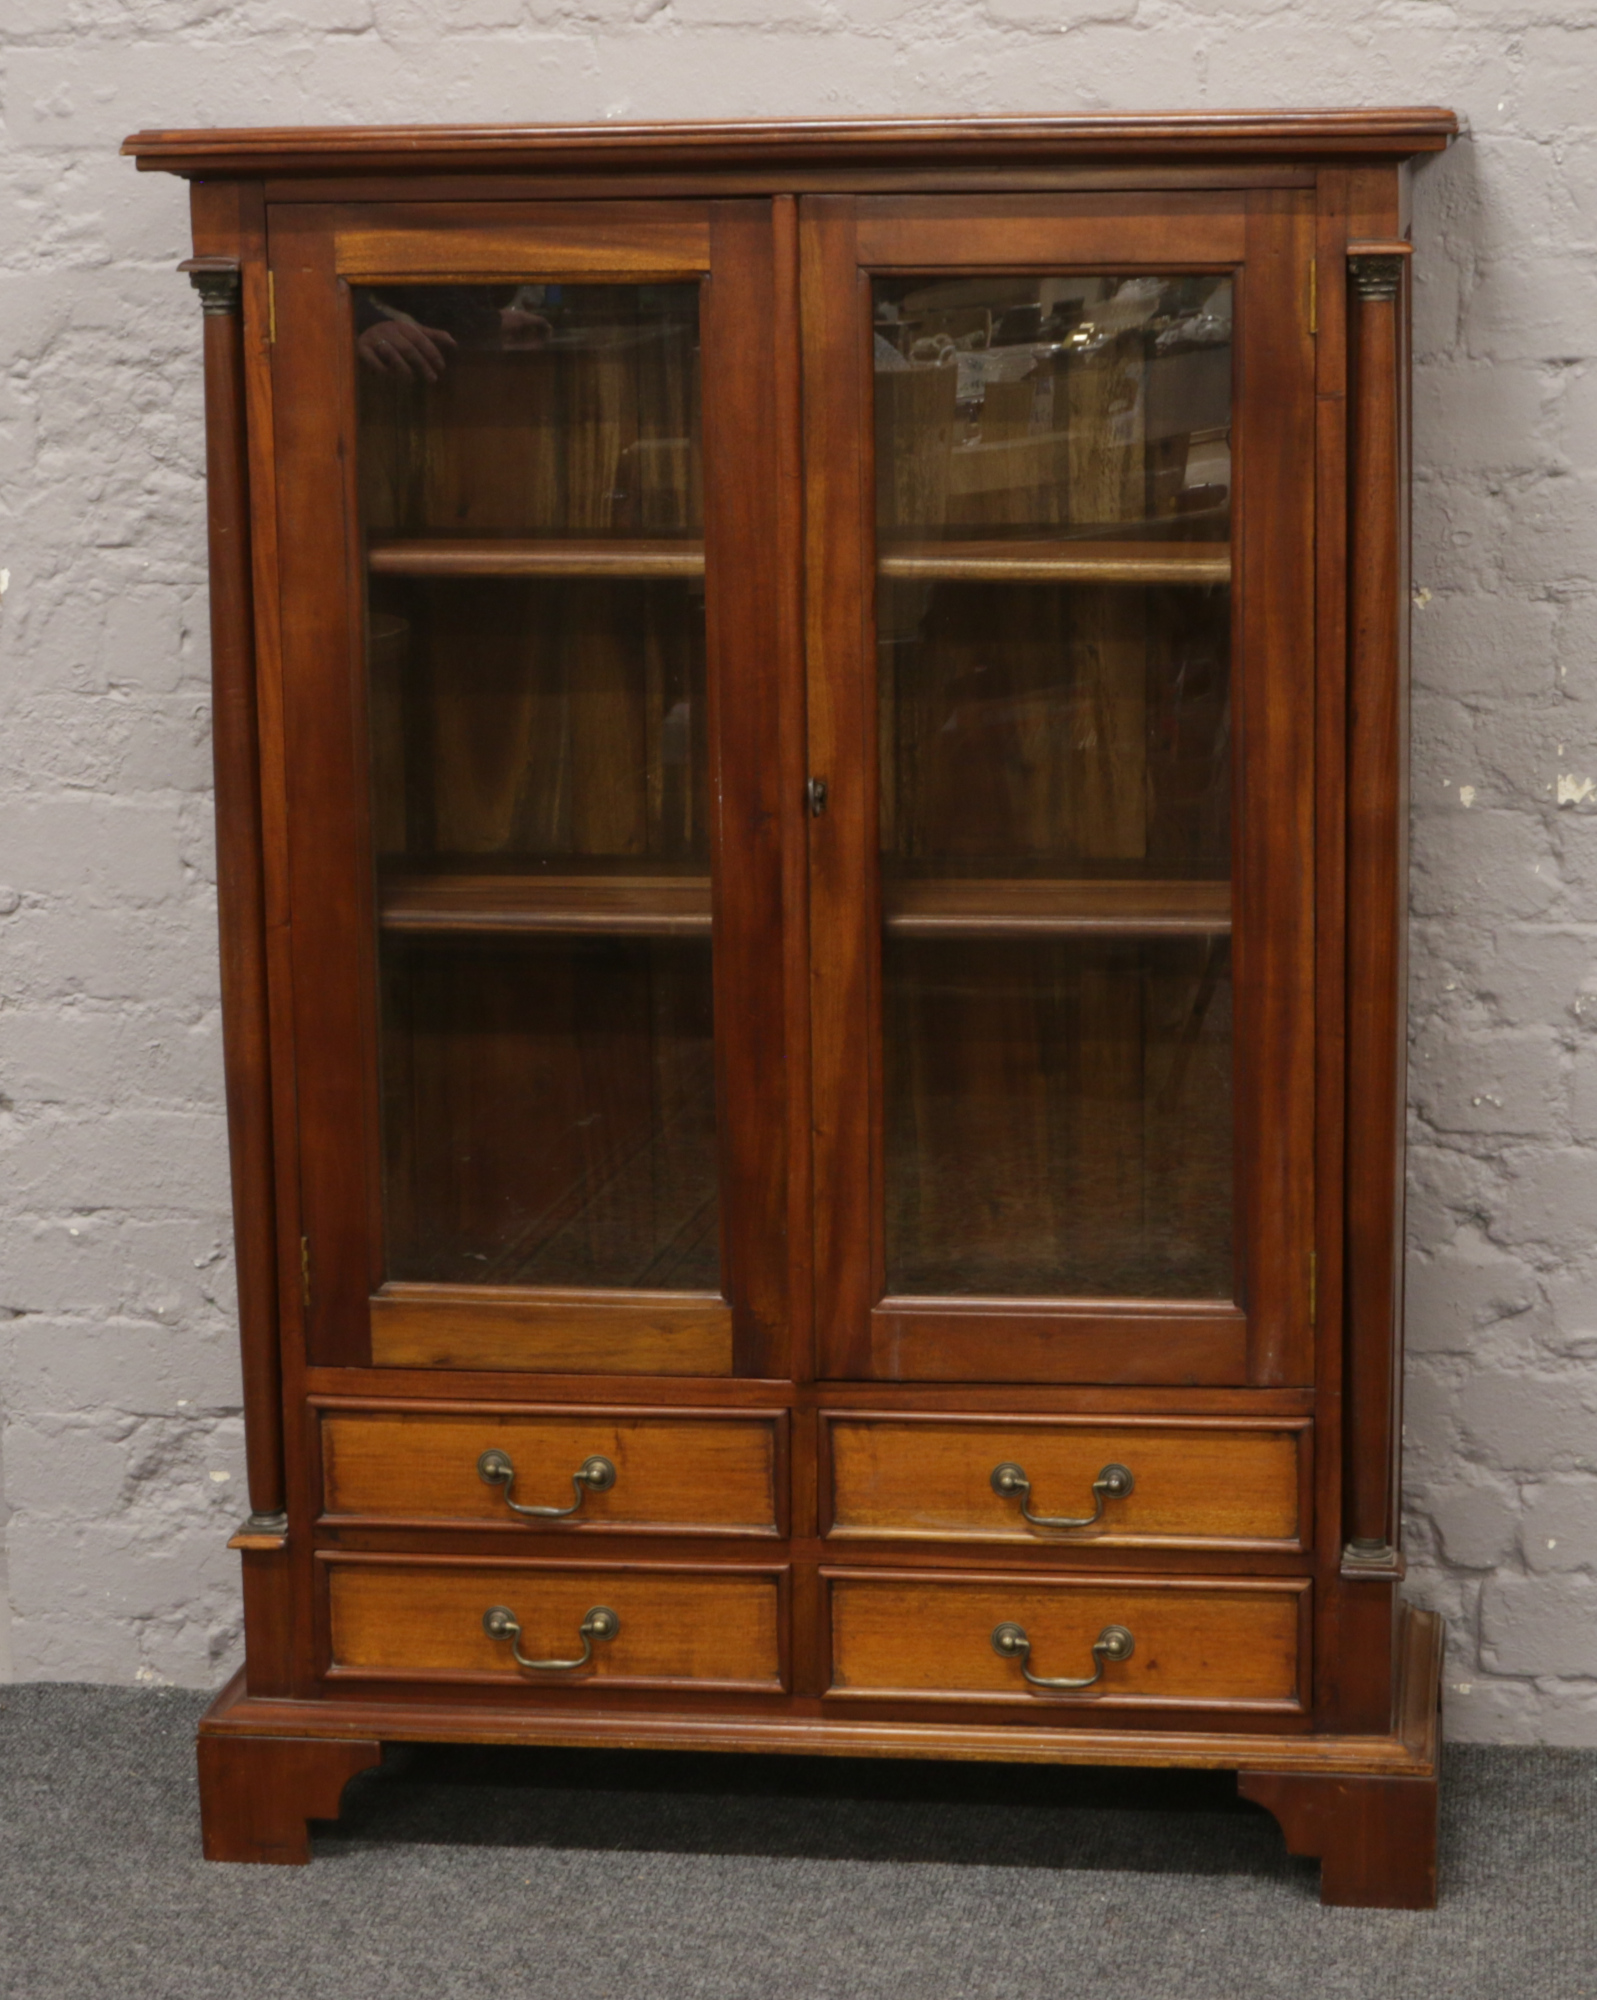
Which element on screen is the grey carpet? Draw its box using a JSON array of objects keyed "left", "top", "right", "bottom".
[{"left": 0, "top": 1686, "right": 1591, "bottom": 2000}]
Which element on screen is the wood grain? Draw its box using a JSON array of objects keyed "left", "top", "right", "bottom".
[
  {"left": 197, "top": 1605, "right": 1441, "bottom": 1774},
  {"left": 856, "top": 193, "right": 1246, "bottom": 269},
  {"left": 330, "top": 203, "right": 712, "bottom": 280},
  {"left": 1307, "top": 164, "right": 1354, "bottom": 1734},
  {"left": 876, "top": 539, "right": 1230, "bottom": 584},
  {"left": 825, "top": 1413, "right": 1305, "bottom": 1546},
  {"left": 827, "top": 1570, "right": 1307, "bottom": 1707},
  {"left": 188, "top": 249, "right": 285, "bottom": 1518},
  {"left": 369, "top": 1283, "right": 733, "bottom": 1373},
  {"left": 378, "top": 871, "right": 712, "bottom": 937},
  {"left": 1230, "top": 191, "right": 1319, "bottom": 1389},
  {"left": 324, "top": 1555, "right": 784, "bottom": 1688},
  {"left": 884, "top": 878, "right": 1230, "bottom": 939},
  {"left": 700, "top": 200, "right": 801, "bottom": 1379},
  {"left": 1239, "top": 1769, "right": 1438, "bottom": 1908},
  {"left": 369, "top": 538, "right": 705, "bottom": 578},
  {"left": 123, "top": 112, "right": 1459, "bottom": 180},
  {"left": 802, "top": 194, "right": 878, "bottom": 1377},
  {"left": 320, "top": 1404, "right": 779, "bottom": 1532},
  {"left": 375, "top": 872, "right": 1229, "bottom": 941},
  {"left": 267, "top": 207, "right": 380, "bottom": 1363},
  {"left": 1343, "top": 243, "right": 1411, "bottom": 1555},
  {"left": 866, "top": 1300, "right": 1247, "bottom": 1386},
  {"left": 196, "top": 1732, "right": 382, "bottom": 1865}
]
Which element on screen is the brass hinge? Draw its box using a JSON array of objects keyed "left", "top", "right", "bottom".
[
  {"left": 1308, "top": 1249, "right": 1318, "bottom": 1327},
  {"left": 1307, "top": 258, "right": 1318, "bottom": 337},
  {"left": 300, "top": 1234, "right": 311, "bottom": 1311},
  {"left": 268, "top": 270, "right": 277, "bottom": 345}
]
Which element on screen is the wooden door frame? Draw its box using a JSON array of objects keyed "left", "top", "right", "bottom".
[
  {"left": 802, "top": 189, "right": 1318, "bottom": 1388},
  {"left": 267, "top": 197, "right": 799, "bottom": 1378}
]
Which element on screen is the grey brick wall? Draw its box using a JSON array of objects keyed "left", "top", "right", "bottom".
[{"left": 0, "top": 4, "right": 1593, "bottom": 1741}]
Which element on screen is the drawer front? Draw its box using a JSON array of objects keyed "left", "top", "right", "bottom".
[
  {"left": 325, "top": 1557, "right": 785, "bottom": 1690},
  {"left": 825, "top": 1414, "right": 1306, "bottom": 1548},
  {"left": 318, "top": 1405, "right": 781, "bottom": 1535},
  {"left": 828, "top": 1571, "right": 1308, "bottom": 1710}
]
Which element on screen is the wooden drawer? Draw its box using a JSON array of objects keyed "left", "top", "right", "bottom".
[
  {"left": 827, "top": 1570, "right": 1309, "bottom": 1710},
  {"left": 823, "top": 1413, "right": 1308, "bottom": 1549},
  {"left": 317, "top": 1403, "right": 783, "bottom": 1536},
  {"left": 324, "top": 1555, "right": 786, "bottom": 1690}
]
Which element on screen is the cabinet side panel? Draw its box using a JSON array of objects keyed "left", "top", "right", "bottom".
[
  {"left": 1344, "top": 227, "right": 1409, "bottom": 1558},
  {"left": 1310, "top": 166, "right": 1353, "bottom": 1726},
  {"left": 1334, "top": 167, "right": 1407, "bottom": 1734},
  {"left": 189, "top": 181, "right": 286, "bottom": 1521},
  {"left": 1235, "top": 191, "right": 1318, "bottom": 1386}
]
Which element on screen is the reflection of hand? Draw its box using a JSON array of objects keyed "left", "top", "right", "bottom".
[
  {"left": 499, "top": 307, "right": 553, "bottom": 348},
  {"left": 357, "top": 318, "right": 458, "bottom": 381}
]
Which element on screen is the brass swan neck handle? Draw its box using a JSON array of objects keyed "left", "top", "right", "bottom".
[
  {"left": 990, "top": 1461, "right": 1134, "bottom": 1530},
  {"left": 478, "top": 1447, "right": 616, "bottom": 1519},
  {"left": 483, "top": 1604, "right": 619, "bottom": 1672},
  {"left": 991, "top": 1622, "right": 1134, "bottom": 1691}
]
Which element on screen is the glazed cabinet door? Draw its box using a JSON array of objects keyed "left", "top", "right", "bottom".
[
  {"left": 803, "top": 193, "right": 1316, "bottom": 1386},
  {"left": 269, "top": 201, "right": 793, "bottom": 1377}
]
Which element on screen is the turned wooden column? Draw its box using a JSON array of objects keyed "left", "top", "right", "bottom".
[
  {"left": 182, "top": 257, "right": 285, "bottom": 1534},
  {"left": 1343, "top": 242, "right": 1412, "bottom": 1578}
]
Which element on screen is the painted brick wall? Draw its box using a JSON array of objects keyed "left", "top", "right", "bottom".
[{"left": 0, "top": 4, "right": 1593, "bottom": 1742}]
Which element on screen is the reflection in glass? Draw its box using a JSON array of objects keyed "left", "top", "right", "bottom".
[
  {"left": 874, "top": 274, "right": 1234, "bottom": 1300},
  {"left": 873, "top": 273, "right": 1231, "bottom": 542},
  {"left": 358, "top": 281, "right": 702, "bottom": 539},
  {"left": 357, "top": 283, "right": 719, "bottom": 1288}
]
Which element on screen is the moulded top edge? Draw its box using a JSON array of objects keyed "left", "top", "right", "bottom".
[{"left": 120, "top": 108, "right": 1460, "bottom": 178}]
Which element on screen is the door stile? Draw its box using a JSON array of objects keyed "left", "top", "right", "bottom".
[
  {"left": 269, "top": 209, "right": 383, "bottom": 1365},
  {"left": 701, "top": 201, "right": 798, "bottom": 1378},
  {"left": 769, "top": 193, "right": 818, "bottom": 1393},
  {"left": 802, "top": 196, "right": 883, "bottom": 1380}
]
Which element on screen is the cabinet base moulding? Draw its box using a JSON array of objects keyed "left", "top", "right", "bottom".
[{"left": 196, "top": 1607, "right": 1441, "bottom": 1902}]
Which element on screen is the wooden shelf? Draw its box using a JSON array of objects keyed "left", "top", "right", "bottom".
[
  {"left": 379, "top": 871, "right": 1229, "bottom": 941},
  {"left": 380, "top": 872, "right": 713, "bottom": 938},
  {"left": 883, "top": 878, "right": 1231, "bottom": 939},
  {"left": 368, "top": 538, "right": 706, "bottom": 580},
  {"left": 877, "top": 540, "right": 1231, "bottom": 586},
  {"left": 367, "top": 537, "right": 1226, "bottom": 586}
]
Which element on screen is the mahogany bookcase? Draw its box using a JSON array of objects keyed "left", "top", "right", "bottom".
[{"left": 123, "top": 110, "right": 1455, "bottom": 1906}]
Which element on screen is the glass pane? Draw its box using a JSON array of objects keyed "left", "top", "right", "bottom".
[
  {"left": 885, "top": 938, "right": 1232, "bottom": 1296},
  {"left": 874, "top": 273, "right": 1233, "bottom": 1299},
  {"left": 381, "top": 938, "right": 718, "bottom": 1289},
  {"left": 356, "top": 282, "right": 718, "bottom": 1287}
]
